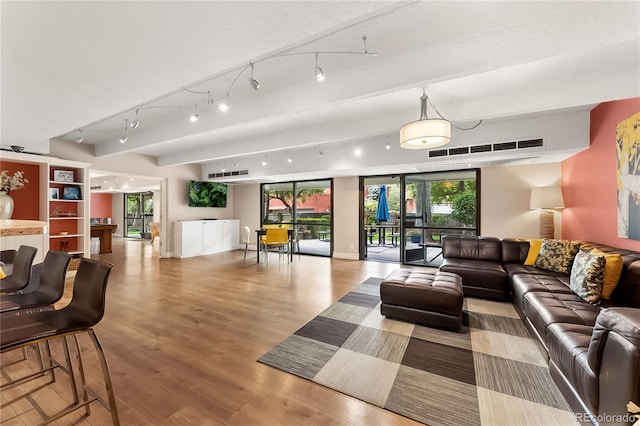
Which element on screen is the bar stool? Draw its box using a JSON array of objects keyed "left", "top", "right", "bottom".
[
  {"left": 0, "top": 245, "right": 38, "bottom": 293},
  {"left": 0, "top": 258, "right": 119, "bottom": 425},
  {"left": 0, "top": 251, "right": 72, "bottom": 314}
]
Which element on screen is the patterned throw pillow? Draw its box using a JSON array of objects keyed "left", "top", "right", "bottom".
[
  {"left": 569, "top": 249, "right": 606, "bottom": 305},
  {"left": 534, "top": 239, "right": 582, "bottom": 274}
]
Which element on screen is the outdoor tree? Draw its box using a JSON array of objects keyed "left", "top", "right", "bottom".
[
  {"left": 263, "top": 188, "right": 325, "bottom": 222},
  {"left": 451, "top": 190, "right": 477, "bottom": 226}
]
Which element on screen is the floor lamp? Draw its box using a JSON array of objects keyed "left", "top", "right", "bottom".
[{"left": 530, "top": 186, "right": 565, "bottom": 239}]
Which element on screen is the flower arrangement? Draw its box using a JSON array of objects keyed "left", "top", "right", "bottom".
[{"left": 0, "top": 170, "right": 29, "bottom": 193}]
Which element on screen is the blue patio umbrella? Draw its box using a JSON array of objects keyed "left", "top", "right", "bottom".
[{"left": 376, "top": 185, "right": 389, "bottom": 222}]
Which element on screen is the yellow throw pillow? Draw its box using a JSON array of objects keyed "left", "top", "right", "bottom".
[
  {"left": 590, "top": 248, "right": 623, "bottom": 299},
  {"left": 0, "top": 267, "right": 4, "bottom": 279},
  {"left": 524, "top": 239, "right": 543, "bottom": 265}
]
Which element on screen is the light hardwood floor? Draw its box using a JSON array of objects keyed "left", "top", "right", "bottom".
[{"left": 1, "top": 238, "right": 420, "bottom": 425}]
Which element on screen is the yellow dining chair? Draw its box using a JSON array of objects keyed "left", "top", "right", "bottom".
[{"left": 263, "top": 228, "right": 289, "bottom": 264}]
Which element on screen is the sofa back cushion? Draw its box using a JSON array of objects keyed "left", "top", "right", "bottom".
[
  {"left": 502, "top": 239, "right": 530, "bottom": 264},
  {"left": 442, "top": 236, "right": 502, "bottom": 262}
]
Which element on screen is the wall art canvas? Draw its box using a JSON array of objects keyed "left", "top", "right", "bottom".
[{"left": 616, "top": 111, "right": 640, "bottom": 240}]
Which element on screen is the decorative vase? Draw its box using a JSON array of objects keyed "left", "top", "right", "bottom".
[{"left": 0, "top": 191, "right": 14, "bottom": 219}]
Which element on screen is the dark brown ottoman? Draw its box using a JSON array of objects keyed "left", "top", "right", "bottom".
[{"left": 380, "top": 269, "right": 464, "bottom": 331}]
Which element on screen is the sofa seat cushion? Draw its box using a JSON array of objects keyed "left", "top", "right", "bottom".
[
  {"left": 523, "top": 291, "right": 601, "bottom": 344},
  {"left": 511, "top": 274, "right": 573, "bottom": 311},
  {"left": 439, "top": 258, "right": 507, "bottom": 291},
  {"left": 547, "top": 322, "right": 598, "bottom": 413}
]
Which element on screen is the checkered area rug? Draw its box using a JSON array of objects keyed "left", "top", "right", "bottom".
[{"left": 258, "top": 277, "right": 578, "bottom": 426}]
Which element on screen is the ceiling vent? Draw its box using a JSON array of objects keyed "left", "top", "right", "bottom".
[
  {"left": 208, "top": 169, "right": 249, "bottom": 179},
  {"left": 428, "top": 138, "right": 543, "bottom": 158}
]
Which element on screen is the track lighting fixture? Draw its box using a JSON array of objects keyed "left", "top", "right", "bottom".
[
  {"left": 385, "top": 142, "right": 391, "bottom": 150},
  {"left": 319, "top": 150, "right": 324, "bottom": 157},
  {"left": 119, "top": 136, "right": 128, "bottom": 144},
  {"left": 314, "top": 52, "right": 325, "bottom": 82},
  {"left": 119, "top": 120, "right": 129, "bottom": 143},
  {"left": 189, "top": 105, "right": 200, "bottom": 122},
  {"left": 62, "top": 36, "right": 377, "bottom": 142},
  {"left": 249, "top": 62, "right": 260, "bottom": 90},
  {"left": 354, "top": 147, "right": 362, "bottom": 157},
  {"left": 262, "top": 159, "right": 267, "bottom": 166},
  {"left": 219, "top": 94, "right": 230, "bottom": 112},
  {"left": 287, "top": 156, "right": 293, "bottom": 163}
]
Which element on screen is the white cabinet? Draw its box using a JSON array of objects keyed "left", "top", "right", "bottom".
[{"left": 173, "top": 219, "right": 239, "bottom": 258}]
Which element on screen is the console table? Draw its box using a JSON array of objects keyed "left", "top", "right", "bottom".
[{"left": 90, "top": 224, "right": 117, "bottom": 254}]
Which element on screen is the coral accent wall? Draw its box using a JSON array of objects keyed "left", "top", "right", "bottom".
[
  {"left": 91, "top": 193, "right": 113, "bottom": 218},
  {"left": 0, "top": 161, "right": 40, "bottom": 220},
  {"left": 561, "top": 98, "right": 640, "bottom": 250}
]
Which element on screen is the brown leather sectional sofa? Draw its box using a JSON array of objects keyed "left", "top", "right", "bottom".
[{"left": 439, "top": 235, "right": 640, "bottom": 425}]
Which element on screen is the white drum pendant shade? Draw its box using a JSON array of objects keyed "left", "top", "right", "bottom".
[{"left": 399, "top": 118, "right": 451, "bottom": 149}]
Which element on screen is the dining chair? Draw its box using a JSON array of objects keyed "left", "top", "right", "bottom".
[
  {"left": 263, "top": 228, "right": 289, "bottom": 264},
  {"left": 242, "top": 225, "right": 252, "bottom": 263},
  {"left": 0, "top": 258, "right": 119, "bottom": 425},
  {"left": 0, "top": 251, "right": 72, "bottom": 314},
  {"left": 0, "top": 245, "right": 38, "bottom": 294},
  {"left": 150, "top": 221, "right": 160, "bottom": 243}
]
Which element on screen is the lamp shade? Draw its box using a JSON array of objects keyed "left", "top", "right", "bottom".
[
  {"left": 399, "top": 118, "right": 451, "bottom": 149},
  {"left": 530, "top": 186, "right": 565, "bottom": 209}
]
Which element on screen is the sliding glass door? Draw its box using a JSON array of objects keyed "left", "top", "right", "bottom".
[
  {"left": 261, "top": 179, "right": 333, "bottom": 257},
  {"left": 402, "top": 170, "right": 479, "bottom": 266}
]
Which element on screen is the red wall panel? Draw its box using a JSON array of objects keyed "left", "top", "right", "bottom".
[
  {"left": 0, "top": 161, "right": 40, "bottom": 220},
  {"left": 561, "top": 98, "right": 640, "bottom": 250},
  {"left": 91, "top": 193, "right": 113, "bottom": 218}
]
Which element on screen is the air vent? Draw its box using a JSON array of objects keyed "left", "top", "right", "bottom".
[
  {"left": 493, "top": 142, "right": 517, "bottom": 151},
  {"left": 426, "top": 138, "right": 543, "bottom": 159},
  {"left": 428, "top": 149, "right": 448, "bottom": 158},
  {"left": 518, "top": 138, "right": 543, "bottom": 149},
  {"left": 208, "top": 169, "right": 249, "bottom": 179},
  {"left": 448, "top": 147, "right": 469, "bottom": 156},
  {"left": 470, "top": 144, "right": 492, "bottom": 153}
]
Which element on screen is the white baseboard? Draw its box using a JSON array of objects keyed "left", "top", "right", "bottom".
[{"left": 332, "top": 252, "right": 360, "bottom": 260}]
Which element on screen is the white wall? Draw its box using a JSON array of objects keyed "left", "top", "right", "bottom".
[
  {"left": 332, "top": 177, "right": 360, "bottom": 260},
  {"left": 481, "top": 162, "right": 563, "bottom": 239},
  {"left": 233, "top": 184, "right": 261, "bottom": 248},
  {"left": 112, "top": 194, "right": 124, "bottom": 237}
]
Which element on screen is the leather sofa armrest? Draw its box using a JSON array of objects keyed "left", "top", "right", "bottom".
[
  {"left": 588, "top": 308, "right": 640, "bottom": 372},
  {"left": 587, "top": 308, "right": 640, "bottom": 417}
]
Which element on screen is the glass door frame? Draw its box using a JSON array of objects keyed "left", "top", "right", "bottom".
[
  {"left": 123, "top": 191, "right": 154, "bottom": 239},
  {"left": 359, "top": 169, "right": 481, "bottom": 265},
  {"left": 260, "top": 178, "right": 334, "bottom": 258}
]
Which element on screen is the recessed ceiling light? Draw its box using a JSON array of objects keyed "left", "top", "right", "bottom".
[
  {"left": 262, "top": 160, "right": 267, "bottom": 166},
  {"left": 354, "top": 147, "right": 362, "bottom": 157}
]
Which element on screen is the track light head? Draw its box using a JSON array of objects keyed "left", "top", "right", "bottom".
[
  {"left": 314, "top": 52, "right": 325, "bottom": 81},
  {"left": 385, "top": 143, "right": 391, "bottom": 150},
  {"left": 74, "top": 137, "right": 83, "bottom": 144},
  {"left": 129, "top": 120, "right": 140, "bottom": 129},
  {"left": 189, "top": 104, "right": 199, "bottom": 122},
  {"left": 249, "top": 62, "right": 260, "bottom": 90},
  {"left": 219, "top": 95, "right": 230, "bottom": 112},
  {"left": 287, "top": 156, "right": 293, "bottom": 163},
  {"left": 119, "top": 135, "right": 128, "bottom": 144},
  {"left": 261, "top": 159, "right": 267, "bottom": 166}
]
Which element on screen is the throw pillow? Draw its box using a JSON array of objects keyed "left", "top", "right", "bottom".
[
  {"left": 524, "top": 239, "right": 543, "bottom": 265},
  {"left": 570, "top": 249, "right": 606, "bottom": 305},
  {"left": 534, "top": 239, "right": 582, "bottom": 274},
  {"left": 590, "top": 248, "right": 624, "bottom": 299}
]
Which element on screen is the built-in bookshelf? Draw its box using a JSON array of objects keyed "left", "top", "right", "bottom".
[{"left": 0, "top": 150, "right": 90, "bottom": 268}]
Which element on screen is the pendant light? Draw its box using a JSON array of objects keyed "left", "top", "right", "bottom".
[{"left": 399, "top": 91, "right": 451, "bottom": 149}]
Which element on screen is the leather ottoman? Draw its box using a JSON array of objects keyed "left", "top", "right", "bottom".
[{"left": 380, "top": 269, "right": 464, "bottom": 331}]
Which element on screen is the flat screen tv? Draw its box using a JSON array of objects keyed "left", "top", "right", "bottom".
[{"left": 188, "top": 181, "right": 227, "bottom": 207}]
